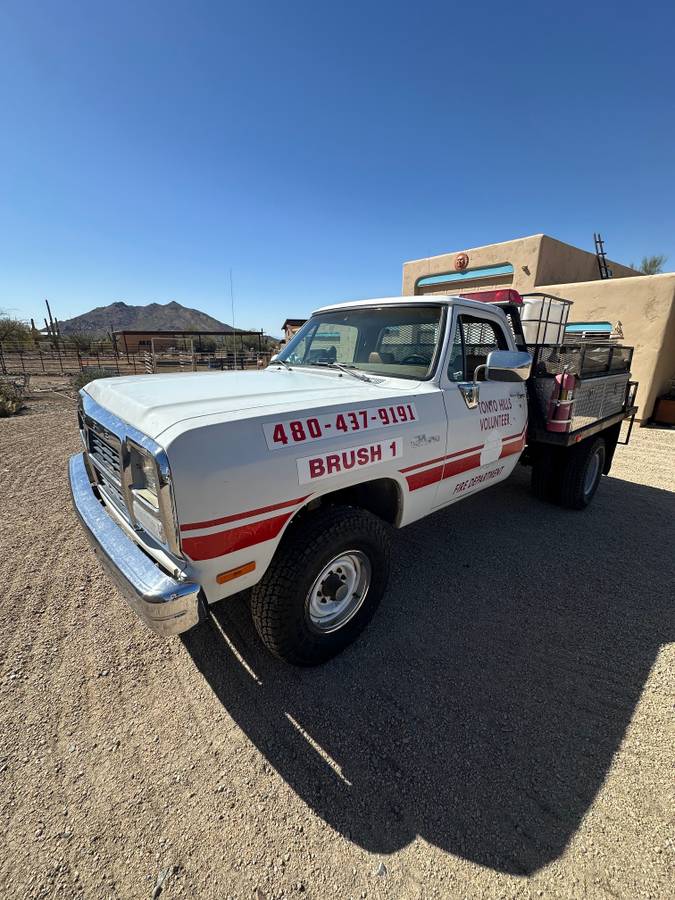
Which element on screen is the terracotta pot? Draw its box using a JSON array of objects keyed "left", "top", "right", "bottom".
[{"left": 653, "top": 396, "right": 675, "bottom": 425}]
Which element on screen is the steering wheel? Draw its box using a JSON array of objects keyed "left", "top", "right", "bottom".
[{"left": 401, "top": 354, "right": 430, "bottom": 365}]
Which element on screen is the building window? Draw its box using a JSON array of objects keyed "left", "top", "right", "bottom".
[{"left": 416, "top": 263, "right": 514, "bottom": 295}]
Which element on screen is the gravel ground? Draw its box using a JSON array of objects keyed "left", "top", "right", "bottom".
[{"left": 1, "top": 389, "right": 673, "bottom": 900}]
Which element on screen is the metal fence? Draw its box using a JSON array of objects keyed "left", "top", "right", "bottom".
[{"left": 0, "top": 344, "right": 273, "bottom": 377}]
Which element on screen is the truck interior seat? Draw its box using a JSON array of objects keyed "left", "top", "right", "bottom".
[{"left": 369, "top": 351, "right": 395, "bottom": 364}]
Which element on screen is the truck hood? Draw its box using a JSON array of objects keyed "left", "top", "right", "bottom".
[{"left": 84, "top": 368, "right": 425, "bottom": 441}]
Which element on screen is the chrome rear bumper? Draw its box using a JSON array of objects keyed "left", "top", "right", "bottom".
[{"left": 69, "top": 452, "right": 203, "bottom": 636}]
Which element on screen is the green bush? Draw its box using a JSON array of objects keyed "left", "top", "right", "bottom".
[
  {"left": 0, "top": 382, "right": 27, "bottom": 417},
  {"left": 71, "top": 368, "right": 117, "bottom": 391}
]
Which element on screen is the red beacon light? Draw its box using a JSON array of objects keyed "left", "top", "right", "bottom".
[{"left": 459, "top": 289, "right": 523, "bottom": 305}]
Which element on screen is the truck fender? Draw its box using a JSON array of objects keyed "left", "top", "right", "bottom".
[{"left": 284, "top": 475, "right": 405, "bottom": 533}]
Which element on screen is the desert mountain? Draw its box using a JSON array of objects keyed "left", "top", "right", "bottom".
[{"left": 58, "top": 300, "right": 236, "bottom": 335}]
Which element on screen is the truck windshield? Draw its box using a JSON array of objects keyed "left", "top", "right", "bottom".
[{"left": 277, "top": 305, "right": 445, "bottom": 380}]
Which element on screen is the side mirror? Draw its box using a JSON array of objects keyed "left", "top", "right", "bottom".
[
  {"left": 483, "top": 350, "right": 532, "bottom": 383},
  {"left": 458, "top": 350, "right": 532, "bottom": 409},
  {"left": 270, "top": 354, "right": 279, "bottom": 363}
]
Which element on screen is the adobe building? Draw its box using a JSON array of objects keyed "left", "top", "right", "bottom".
[
  {"left": 281, "top": 318, "right": 307, "bottom": 343},
  {"left": 402, "top": 234, "right": 675, "bottom": 422}
]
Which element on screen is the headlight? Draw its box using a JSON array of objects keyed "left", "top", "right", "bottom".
[
  {"left": 123, "top": 439, "right": 180, "bottom": 556},
  {"left": 128, "top": 443, "right": 160, "bottom": 508},
  {"left": 140, "top": 453, "right": 159, "bottom": 500},
  {"left": 125, "top": 442, "right": 167, "bottom": 544}
]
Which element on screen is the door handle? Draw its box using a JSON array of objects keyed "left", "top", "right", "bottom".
[{"left": 458, "top": 382, "right": 479, "bottom": 409}]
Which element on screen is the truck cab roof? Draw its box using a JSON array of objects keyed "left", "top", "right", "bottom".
[{"left": 313, "top": 295, "right": 509, "bottom": 317}]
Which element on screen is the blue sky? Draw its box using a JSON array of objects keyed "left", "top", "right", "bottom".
[{"left": 1, "top": 1, "right": 673, "bottom": 337}]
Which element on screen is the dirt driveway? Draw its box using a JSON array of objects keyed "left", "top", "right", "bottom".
[{"left": 1, "top": 391, "right": 673, "bottom": 899}]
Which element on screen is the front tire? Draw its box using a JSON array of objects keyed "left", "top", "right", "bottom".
[{"left": 249, "top": 505, "right": 391, "bottom": 666}]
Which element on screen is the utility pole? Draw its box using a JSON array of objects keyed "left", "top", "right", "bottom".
[{"left": 230, "top": 268, "right": 237, "bottom": 369}]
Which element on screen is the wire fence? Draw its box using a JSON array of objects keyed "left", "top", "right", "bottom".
[{"left": 0, "top": 344, "right": 273, "bottom": 377}]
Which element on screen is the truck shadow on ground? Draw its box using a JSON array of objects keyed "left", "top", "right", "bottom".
[{"left": 182, "top": 468, "right": 675, "bottom": 875}]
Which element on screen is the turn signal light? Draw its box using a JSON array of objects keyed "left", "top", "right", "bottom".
[{"left": 216, "top": 561, "right": 256, "bottom": 584}]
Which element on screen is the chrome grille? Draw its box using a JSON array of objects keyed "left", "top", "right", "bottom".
[
  {"left": 88, "top": 429, "right": 122, "bottom": 481},
  {"left": 97, "top": 476, "right": 127, "bottom": 514},
  {"left": 86, "top": 426, "right": 129, "bottom": 519}
]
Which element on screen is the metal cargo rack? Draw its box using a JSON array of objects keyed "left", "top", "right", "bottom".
[
  {"left": 526, "top": 345, "right": 638, "bottom": 447},
  {"left": 530, "top": 342, "right": 634, "bottom": 379}
]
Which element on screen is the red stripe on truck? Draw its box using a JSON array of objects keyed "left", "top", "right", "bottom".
[
  {"left": 399, "top": 454, "right": 448, "bottom": 475},
  {"left": 441, "top": 452, "right": 482, "bottom": 480},
  {"left": 400, "top": 443, "right": 483, "bottom": 474},
  {"left": 404, "top": 449, "right": 484, "bottom": 491},
  {"left": 405, "top": 464, "right": 445, "bottom": 491},
  {"left": 402, "top": 426, "right": 527, "bottom": 492},
  {"left": 402, "top": 444, "right": 484, "bottom": 491},
  {"left": 503, "top": 425, "right": 527, "bottom": 442},
  {"left": 182, "top": 512, "right": 293, "bottom": 561},
  {"left": 500, "top": 436, "right": 526, "bottom": 459},
  {"left": 181, "top": 495, "right": 309, "bottom": 532}
]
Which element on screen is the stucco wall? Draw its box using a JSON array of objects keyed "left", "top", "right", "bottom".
[
  {"left": 536, "top": 235, "right": 637, "bottom": 286},
  {"left": 538, "top": 275, "right": 675, "bottom": 420},
  {"left": 402, "top": 235, "right": 542, "bottom": 295},
  {"left": 402, "top": 234, "right": 637, "bottom": 297},
  {"left": 402, "top": 235, "right": 673, "bottom": 420}
]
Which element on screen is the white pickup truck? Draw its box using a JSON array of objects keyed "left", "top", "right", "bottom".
[{"left": 69, "top": 292, "right": 637, "bottom": 664}]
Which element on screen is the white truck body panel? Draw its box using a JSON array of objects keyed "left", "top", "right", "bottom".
[
  {"left": 79, "top": 296, "right": 527, "bottom": 608},
  {"left": 148, "top": 381, "right": 447, "bottom": 603}
]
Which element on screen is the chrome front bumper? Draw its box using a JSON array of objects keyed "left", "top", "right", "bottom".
[{"left": 69, "top": 452, "right": 204, "bottom": 636}]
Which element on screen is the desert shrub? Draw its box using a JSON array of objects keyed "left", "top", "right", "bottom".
[
  {"left": 0, "top": 381, "right": 27, "bottom": 417},
  {"left": 71, "top": 368, "right": 116, "bottom": 391},
  {"left": 0, "top": 312, "right": 32, "bottom": 345},
  {"left": 68, "top": 332, "right": 94, "bottom": 351}
]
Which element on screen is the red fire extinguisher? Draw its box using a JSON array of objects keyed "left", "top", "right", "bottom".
[{"left": 547, "top": 368, "right": 576, "bottom": 433}]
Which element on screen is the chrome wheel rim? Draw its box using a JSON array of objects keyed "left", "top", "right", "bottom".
[
  {"left": 306, "top": 550, "right": 372, "bottom": 634},
  {"left": 584, "top": 450, "right": 601, "bottom": 497}
]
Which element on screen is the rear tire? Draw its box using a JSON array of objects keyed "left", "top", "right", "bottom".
[
  {"left": 249, "top": 504, "right": 391, "bottom": 666},
  {"left": 558, "top": 437, "right": 606, "bottom": 509}
]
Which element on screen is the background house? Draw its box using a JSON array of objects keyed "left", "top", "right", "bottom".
[
  {"left": 403, "top": 235, "right": 675, "bottom": 421},
  {"left": 281, "top": 318, "right": 306, "bottom": 343}
]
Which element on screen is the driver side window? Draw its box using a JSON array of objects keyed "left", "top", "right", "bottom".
[{"left": 448, "top": 314, "right": 509, "bottom": 382}]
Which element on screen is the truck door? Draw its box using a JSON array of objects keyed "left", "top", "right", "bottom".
[{"left": 433, "top": 306, "right": 527, "bottom": 509}]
